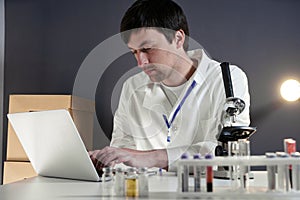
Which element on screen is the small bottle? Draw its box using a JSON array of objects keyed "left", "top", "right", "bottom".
[
  {"left": 138, "top": 167, "right": 149, "bottom": 197},
  {"left": 193, "top": 154, "right": 201, "bottom": 192},
  {"left": 114, "top": 168, "right": 125, "bottom": 196},
  {"left": 102, "top": 166, "right": 113, "bottom": 182},
  {"left": 101, "top": 167, "right": 114, "bottom": 196},
  {"left": 126, "top": 167, "right": 139, "bottom": 197}
]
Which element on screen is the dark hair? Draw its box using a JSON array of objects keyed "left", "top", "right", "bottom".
[{"left": 120, "top": 0, "right": 189, "bottom": 51}]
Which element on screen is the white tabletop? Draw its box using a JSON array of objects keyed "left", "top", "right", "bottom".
[{"left": 1, "top": 171, "right": 300, "bottom": 200}]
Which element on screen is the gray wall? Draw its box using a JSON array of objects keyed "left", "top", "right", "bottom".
[
  {"left": 1, "top": 0, "right": 300, "bottom": 182},
  {"left": 0, "top": 0, "right": 4, "bottom": 185}
]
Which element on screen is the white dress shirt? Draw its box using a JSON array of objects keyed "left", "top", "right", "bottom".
[{"left": 110, "top": 49, "right": 250, "bottom": 171}]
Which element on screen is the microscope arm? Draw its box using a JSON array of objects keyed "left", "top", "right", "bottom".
[{"left": 221, "top": 62, "right": 234, "bottom": 98}]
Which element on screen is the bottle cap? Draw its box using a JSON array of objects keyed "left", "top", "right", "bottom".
[
  {"left": 138, "top": 167, "right": 148, "bottom": 173},
  {"left": 127, "top": 167, "right": 137, "bottom": 173},
  {"left": 205, "top": 154, "right": 213, "bottom": 159},
  {"left": 265, "top": 152, "right": 276, "bottom": 158},
  {"left": 102, "top": 166, "right": 112, "bottom": 172},
  {"left": 115, "top": 167, "right": 123, "bottom": 173},
  {"left": 193, "top": 154, "right": 201, "bottom": 159},
  {"left": 291, "top": 152, "right": 300, "bottom": 158},
  {"left": 181, "top": 153, "right": 189, "bottom": 159},
  {"left": 276, "top": 151, "right": 289, "bottom": 158}
]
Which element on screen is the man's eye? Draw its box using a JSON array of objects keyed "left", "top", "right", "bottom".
[{"left": 141, "top": 48, "right": 151, "bottom": 53}]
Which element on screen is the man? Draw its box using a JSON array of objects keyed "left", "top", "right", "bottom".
[{"left": 89, "top": 0, "right": 250, "bottom": 171}]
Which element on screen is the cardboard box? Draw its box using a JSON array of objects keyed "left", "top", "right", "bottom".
[
  {"left": 6, "top": 95, "right": 95, "bottom": 161},
  {"left": 3, "top": 161, "right": 37, "bottom": 184}
]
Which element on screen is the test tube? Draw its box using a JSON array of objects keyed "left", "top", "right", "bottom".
[
  {"left": 265, "top": 152, "right": 277, "bottom": 191},
  {"left": 205, "top": 154, "right": 213, "bottom": 192},
  {"left": 228, "top": 141, "right": 240, "bottom": 190},
  {"left": 291, "top": 152, "right": 300, "bottom": 191},
  {"left": 181, "top": 153, "right": 189, "bottom": 192},
  {"left": 193, "top": 154, "right": 201, "bottom": 192},
  {"left": 276, "top": 152, "right": 290, "bottom": 192},
  {"left": 284, "top": 138, "right": 296, "bottom": 189},
  {"left": 238, "top": 139, "right": 250, "bottom": 190}
]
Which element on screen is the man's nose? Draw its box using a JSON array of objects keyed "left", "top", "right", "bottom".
[{"left": 136, "top": 52, "right": 149, "bottom": 67}]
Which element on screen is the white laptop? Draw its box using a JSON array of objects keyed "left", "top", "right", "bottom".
[{"left": 7, "top": 109, "right": 101, "bottom": 182}]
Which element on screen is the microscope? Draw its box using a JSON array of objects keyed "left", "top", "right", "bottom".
[{"left": 214, "top": 62, "right": 256, "bottom": 179}]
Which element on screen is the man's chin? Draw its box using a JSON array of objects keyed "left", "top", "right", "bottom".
[{"left": 148, "top": 76, "right": 163, "bottom": 83}]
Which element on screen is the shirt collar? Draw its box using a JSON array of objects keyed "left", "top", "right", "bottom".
[
  {"left": 142, "top": 49, "right": 212, "bottom": 113},
  {"left": 187, "top": 49, "right": 212, "bottom": 86}
]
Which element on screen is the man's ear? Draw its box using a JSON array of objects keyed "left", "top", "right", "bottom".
[{"left": 174, "top": 29, "right": 185, "bottom": 49}]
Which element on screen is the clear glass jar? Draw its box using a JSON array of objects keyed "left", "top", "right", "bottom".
[
  {"left": 125, "top": 167, "right": 139, "bottom": 197},
  {"left": 114, "top": 168, "right": 125, "bottom": 196},
  {"left": 102, "top": 167, "right": 113, "bottom": 182},
  {"left": 101, "top": 167, "right": 114, "bottom": 196},
  {"left": 138, "top": 167, "right": 149, "bottom": 197}
]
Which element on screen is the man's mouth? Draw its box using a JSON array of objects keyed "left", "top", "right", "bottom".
[{"left": 143, "top": 66, "right": 156, "bottom": 75}]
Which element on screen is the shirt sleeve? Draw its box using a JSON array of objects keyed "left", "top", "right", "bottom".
[{"left": 110, "top": 81, "right": 136, "bottom": 149}]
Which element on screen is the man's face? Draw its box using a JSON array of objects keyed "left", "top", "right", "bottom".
[{"left": 127, "top": 28, "right": 181, "bottom": 83}]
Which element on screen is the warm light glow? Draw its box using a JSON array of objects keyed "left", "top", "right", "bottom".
[{"left": 280, "top": 79, "right": 300, "bottom": 102}]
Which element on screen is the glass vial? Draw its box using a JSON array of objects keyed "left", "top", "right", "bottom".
[
  {"left": 291, "top": 152, "right": 300, "bottom": 191},
  {"left": 265, "top": 152, "right": 277, "bottom": 191},
  {"left": 114, "top": 168, "right": 125, "bottom": 196},
  {"left": 101, "top": 167, "right": 114, "bottom": 196},
  {"left": 138, "top": 167, "right": 149, "bottom": 197},
  {"left": 102, "top": 167, "right": 113, "bottom": 182},
  {"left": 238, "top": 139, "right": 250, "bottom": 190},
  {"left": 276, "top": 152, "right": 290, "bottom": 192},
  {"left": 228, "top": 141, "right": 240, "bottom": 190},
  {"left": 180, "top": 153, "right": 189, "bottom": 192},
  {"left": 126, "top": 167, "right": 139, "bottom": 197}
]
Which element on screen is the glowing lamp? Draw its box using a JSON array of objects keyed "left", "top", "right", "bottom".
[{"left": 280, "top": 79, "right": 300, "bottom": 102}]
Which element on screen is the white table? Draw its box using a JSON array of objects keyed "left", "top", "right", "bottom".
[{"left": 1, "top": 171, "right": 300, "bottom": 200}]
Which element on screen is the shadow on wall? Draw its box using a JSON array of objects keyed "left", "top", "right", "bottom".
[{"left": 251, "top": 99, "right": 284, "bottom": 127}]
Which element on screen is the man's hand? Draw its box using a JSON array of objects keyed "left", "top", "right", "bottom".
[{"left": 89, "top": 147, "right": 168, "bottom": 170}]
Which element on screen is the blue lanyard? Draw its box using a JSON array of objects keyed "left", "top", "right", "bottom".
[{"left": 163, "top": 80, "right": 197, "bottom": 142}]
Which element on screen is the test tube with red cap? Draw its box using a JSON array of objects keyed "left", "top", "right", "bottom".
[{"left": 284, "top": 138, "right": 296, "bottom": 189}]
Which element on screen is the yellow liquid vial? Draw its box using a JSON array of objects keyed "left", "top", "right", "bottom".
[{"left": 126, "top": 178, "right": 138, "bottom": 197}]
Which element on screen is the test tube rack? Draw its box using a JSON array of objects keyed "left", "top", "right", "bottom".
[{"left": 177, "top": 155, "right": 300, "bottom": 198}]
